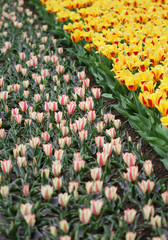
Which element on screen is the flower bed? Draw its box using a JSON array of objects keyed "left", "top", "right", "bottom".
[{"left": 0, "top": 0, "right": 168, "bottom": 239}]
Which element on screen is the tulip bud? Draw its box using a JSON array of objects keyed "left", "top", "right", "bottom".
[
  {"left": 23, "top": 185, "right": 29, "bottom": 197},
  {"left": 59, "top": 220, "right": 69, "bottom": 233},
  {"left": 142, "top": 205, "right": 154, "bottom": 220},
  {"left": 90, "top": 199, "right": 104, "bottom": 215},
  {"left": 58, "top": 193, "right": 70, "bottom": 207},
  {"left": 23, "top": 214, "right": 36, "bottom": 228},
  {"left": 151, "top": 215, "right": 162, "bottom": 228},
  {"left": 143, "top": 160, "right": 153, "bottom": 176},
  {"left": 0, "top": 185, "right": 9, "bottom": 198},
  {"left": 41, "top": 185, "right": 53, "bottom": 200},
  {"left": 124, "top": 209, "right": 137, "bottom": 224},
  {"left": 79, "top": 208, "right": 92, "bottom": 224},
  {"left": 161, "top": 190, "right": 168, "bottom": 205},
  {"left": 50, "top": 226, "right": 57, "bottom": 237},
  {"left": 125, "top": 232, "right": 137, "bottom": 240}
]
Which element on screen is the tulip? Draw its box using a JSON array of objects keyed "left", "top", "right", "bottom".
[
  {"left": 60, "top": 236, "right": 71, "bottom": 240},
  {"left": 161, "top": 190, "right": 168, "bottom": 205},
  {"left": 41, "top": 169, "right": 50, "bottom": 179},
  {"left": 97, "top": 151, "right": 108, "bottom": 166},
  {"left": 90, "top": 199, "right": 104, "bottom": 215},
  {"left": 56, "top": 65, "right": 64, "bottom": 74},
  {"left": 125, "top": 232, "right": 137, "bottom": 240},
  {"left": 19, "top": 52, "right": 25, "bottom": 60},
  {"left": 105, "top": 127, "right": 116, "bottom": 139},
  {"left": 20, "top": 203, "right": 33, "bottom": 216},
  {"left": 42, "top": 143, "right": 52, "bottom": 157},
  {"left": 49, "top": 101, "right": 58, "bottom": 111},
  {"left": 13, "top": 84, "right": 20, "bottom": 92},
  {"left": 85, "top": 181, "right": 94, "bottom": 194},
  {"left": 23, "top": 185, "right": 29, "bottom": 197},
  {"left": 74, "top": 87, "right": 85, "bottom": 98},
  {"left": 0, "top": 186, "right": 9, "bottom": 198},
  {"left": 73, "top": 159, "right": 85, "bottom": 172},
  {"left": 51, "top": 55, "right": 59, "bottom": 64},
  {"left": 0, "top": 91, "right": 8, "bottom": 100},
  {"left": 143, "top": 160, "right": 153, "bottom": 176},
  {"left": 41, "top": 69, "right": 49, "bottom": 78},
  {"left": 90, "top": 167, "right": 102, "bottom": 181},
  {"left": 124, "top": 209, "right": 137, "bottom": 224},
  {"left": 23, "top": 90, "right": 29, "bottom": 99},
  {"left": 86, "top": 99, "right": 94, "bottom": 111},
  {"left": 52, "top": 161, "right": 62, "bottom": 176},
  {"left": 0, "top": 76, "right": 4, "bottom": 87},
  {"left": 79, "top": 130, "right": 88, "bottom": 141},
  {"left": 14, "top": 114, "right": 22, "bottom": 124},
  {"left": 58, "top": 47, "right": 63, "bottom": 54},
  {"left": 91, "top": 88, "right": 101, "bottom": 99},
  {"left": 94, "top": 180, "right": 103, "bottom": 193},
  {"left": 95, "top": 136, "right": 104, "bottom": 148},
  {"left": 52, "top": 177, "right": 62, "bottom": 190},
  {"left": 104, "top": 113, "right": 115, "bottom": 123},
  {"left": 77, "top": 71, "right": 86, "bottom": 80},
  {"left": 36, "top": 112, "right": 44, "bottom": 123},
  {"left": 17, "top": 156, "right": 27, "bottom": 167},
  {"left": 63, "top": 74, "right": 70, "bottom": 83},
  {"left": 95, "top": 121, "right": 105, "bottom": 133},
  {"left": 142, "top": 205, "right": 154, "bottom": 220},
  {"left": 123, "top": 166, "right": 138, "bottom": 182},
  {"left": 55, "top": 111, "right": 63, "bottom": 122},
  {"left": 1, "top": 159, "right": 12, "bottom": 174},
  {"left": 54, "top": 149, "right": 64, "bottom": 161},
  {"left": 0, "top": 128, "right": 5, "bottom": 139},
  {"left": 43, "top": 55, "right": 50, "bottom": 63},
  {"left": 29, "top": 137, "right": 40, "bottom": 149},
  {"left": 75, "top": 117, "right": 87, "bottom": 131},
  {"left": 105, "top": 186, "right": 118, "bottom": 201},
  {"left": 67, "top": 101, "right": 76, "bottom": 114},
  {"left": 87, "top": 110, "right": 96, "bottom": 121},
  {"left": 41, "top": 131, "right": 50, "bottom": 142},
  {"left": 59, "top": 220, "right": 69, "bottom": 233},
  {"left": 138, "top": 180, "right": 155, "bottom": 194},
  {"left": 23, "top": 214, "right": 36, "bottom": 228},
  {"left": 61, "top": 126, "right": 69, "bottom": 137},
  {"left": 58, "top": 192, "right": 70, "bottom": 207},
  {"left": 41, "top": 185, "right": 53, "bottom": 200},
  {"left": 21, "top": 68, "right": 27, "bottom": 77},
  {"left": 19, "top": 101, "right": 27, "bottom": 112},
  {"left": 122, "top": 153, "right": 136, "bottom": 167},
  {"left": 34, "top": 94, "right": 41, "bottom": 103},
  {"left": 113, "top": 119, "right": 121, "bottom": 129},
  {"left": 79, "top": 101, "right": 87, "bottom": 111},
  {"left": 50, "top": 226, "right": 57, "bottom": 237},
  {"left": 103, "top": 143, "right": 113, "bottom": 156},
  {"left": 0, "top": 119, "right": 2, "bottom": 128},
  {"left": 151, "top": 215, "right": 162, "bottom": 229},
  {"left": 79, "top": 208, "right": 92, "bottom": 224},
  {"left": 68, "top": 182, "right": 79, "bottom": 193}
]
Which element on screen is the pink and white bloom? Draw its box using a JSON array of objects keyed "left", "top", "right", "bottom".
[
  {"left": 42, "top": 143, "right": 52, "bottom": 157},
  {"left": 124, "top": 208, "right": 137, "bottom": 224},
  {"left": 90, "top": 199, "right": 104, "bottom": 215},
  {"left": 79, "top": 208, "right": 92, "bottom": 224},
  {"left": 1, "top": 159, "right": 12, "bottom": 174}
]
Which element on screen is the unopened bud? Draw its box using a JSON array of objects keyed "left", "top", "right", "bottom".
[{"left": 50, "top": 226, "right": 57, "bottom": 237}]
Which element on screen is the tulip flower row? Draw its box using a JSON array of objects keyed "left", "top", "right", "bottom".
[
  {"left": 40, "top": 0, "right": 168, "bottom": 128},
  {"left": 0, "top": 0, "right": 168, "bottom": 239}
]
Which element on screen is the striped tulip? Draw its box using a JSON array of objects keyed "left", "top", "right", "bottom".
[
  {"left": 51, "top": 55, "right": 59, "bottom": 64},
  {"left": 97, "top": 151, "right": 108, "bottom": 166},
  {"left": 59, "top": 220, "right": 69, "bottom": 233},
  {"left": 123, "top": 166, "right": 138, "bottom": 182},
  {"left": 75, "top": 117, "right": 87, "bottom": 131},
  {"left": 143, "top": 160, "right": 153, "bottom": 176},
  {"left": 41, "top": 131, "right": 50, "bottom": 142},
  {"left": 74, "top": 87, "right": 85, "bottom": 98},
  {"left": 0, "top": 91, "right": 8, "bottom": 100},
  {"left": 49, "top": 101, "right": 58, "bottom": 111},
  {"left": 161, "top": 190, "right": 168, "bottom": 205},
  {"left": 52, "top": 162, "right": 62, "bottom": 176},
  {"left": 67, "top": 101, "right": 76, "bottom": 114},
  {"left": 20, "top": 203, "right": 33, "bottom": 216},
  {"left": 125, "top": 232, "right": 137, "bottom": 240},
  {"left": 41, "top": 185, "right": 53, "bottom": 200},
  {"left": 73, "top": 159, "right": 85, "bottom": 172},
  {"left": 68, "top": 182, "right": 79, "bottom": 193},
  {"left": 0, "top": 128, "right": 5, "bottom": 139},
  {"left": 0, "top": 186, "right": 9, "bottom": 198},
  {"left": 113, "top": 119, "right": 121, "bottom": 129},
  {"left": 142, "top": 205, "right": 154, "bottom": 220},
  {"left": 95, "top": 121, "right": 105, "bottom": 133},
  {"left": 86, "top": 99, "right": 94, "bottom": 111},
  {"left": 105, "top": 186, "right": 118, "bottom": 201},
  {"left": 56, "top": 65, "right": 64, "bottom": 74},
  {"left": 42, "top": 143, "right": 52, "bottom": 157},
  {"left": 29, "top": 137, "right": 40, "bottom": 149},
  {"left": 113, "top": 144, "right": 122, "bottom": 155},
  {"left": 105, "top": 127, "right": 116, "bottom": 139},
  {"left": 151, "top": 215, "right": 162, "bottom": 229},
  {"left": 1, "top": 159, "right": 12, "bottom": 174},
  {"left": 15, "top": 64, "right": 22, "bottom": 73},
  {"left": 54, "top": 149, "right": 64, "bottom": 161},
  {"left": 34, "top": 94, "right": 41, "bottom": 103},
  {"left": 14, "top": 114, "right": 22, "bottom": 124},
  {"left": 138, "top": 180, "right": 155, "bottom": 194},
  {"left": 55, "top": 111, "right": 63, "bottom": 122},
  {"left": 13, "top": 84, "right": 20, "bottom": 92},
  {"left": 90, "top": 199, "right": 104, "bottom": 215},
  {"left": 124, "top": 209, "right": 137, "bottom": 224},
  {"left": 17, "top": 156, "right": 27, "bottom": 167},
  {"left": 122, "top": 153, "right": 136, "bottom": 167},
  {"left": 23, "top": 185, "right": 29, "bottom": 197},
  {"left": 95, "top": 136, "right": 104, "bottom": 148},
  {"left": 90, "top": 167, "right": 102, "bottom": 181},
  {"left": 87, "top": 110, "right": 96, "bottom": 121},
  {"left": 61, "top": 126, "right": 69, "bottom": 137},
  {"left": 52, "top": 177, "right": 62, "bottom": 190},
  {"left": 23, "top": 214, "right": 36, "bottom": 228},
  {"left": 91, "top": 88, "right": 101, "bottom": 98},
  {"left": 36, "top": 112, "right": 44, "bottom": 123},
  {"left": 63, "top": 74, "right": 70, "bottom": 83},
  {"left": 41, "top": 169, "right": 50, "bottom": 179},
  {"left": 58, "top": 193, "right": 70, "bottom": 207},
  {"left": 79, "top": 208, "right": 92, "bottom": 224},
  {"left": 85, "top": 181, "right": 94, "bottom": 194},
  {"left": 77, "top": 71, "right": 86, "bottom": 80},
  {"left": 94, "top": 180, "right": 103, "bottom": 193},
  {"left": 19, "top": 101, "right": 27, "bottom": 112},
  {"left": 79, "top": 130, "right": 88, "bottom": 141},
  {"left": 103, "top": 143, "right": 113, "bottom": 156}
]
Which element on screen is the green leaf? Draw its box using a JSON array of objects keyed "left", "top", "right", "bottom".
[{"left": 160, "top": 158, "right": 168, "bottom": 170}]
